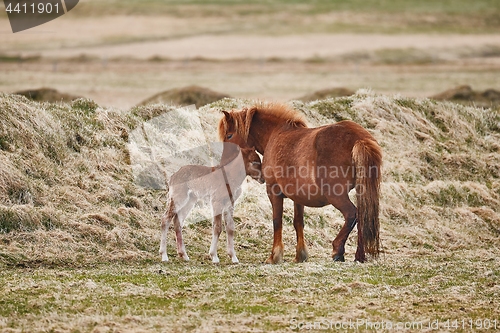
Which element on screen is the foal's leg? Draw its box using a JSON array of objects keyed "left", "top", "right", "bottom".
[
  {"left": 266, "top": 185, "right": 285, "bottom": 264},
  {"left": 159, "top": 198, "right": 175, "bottom": 262},
  {"left": 224, "top": 206, "right": 239, "bottom": 263},
  {"left": 293, "top": 202, "right": 308, "bottom": 263},
  {"left": 173, "top": 195, "right": 196, "bottom": 261},
  {"left": 328, "top": 194, "right": 357, "bottom": 262},
  {"left": 209, "top": 211, "right": 223, "bottom": 264}
]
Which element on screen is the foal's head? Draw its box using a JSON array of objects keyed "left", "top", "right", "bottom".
[{"left": 241, "top": 146, "right": 265, "bottom": 184}]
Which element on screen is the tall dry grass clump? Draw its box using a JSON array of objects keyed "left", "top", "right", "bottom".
[
  {"left": 0, "top": 94, "right": 165, "bottom": 266},
  {"left": 0, "top": 91, "right": 499, "bottom": 267},
  {"left": 137, "top": 85, "right": 231, "bottom": 109}
]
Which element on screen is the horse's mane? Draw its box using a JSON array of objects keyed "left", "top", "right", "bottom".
[
  {"left": 218, "top": 102, "right": 307, "bottom": 141},
  {"left": 256, "top": 102, "right": 308, "bottom": 128}
]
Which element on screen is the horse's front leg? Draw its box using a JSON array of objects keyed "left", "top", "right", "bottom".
[
  {"left": 293, "top": 202, "right": 308, "bottom": 263},
  {"left": 266, "top": 184, "right": 285, "bottom": 264},
  {"left": 224, "top": 206, "right": 239, "bottom": 264}
]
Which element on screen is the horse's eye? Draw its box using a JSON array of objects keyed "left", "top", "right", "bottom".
[{"left": 227, "top": 134, "right": 233, "bottom": 140}]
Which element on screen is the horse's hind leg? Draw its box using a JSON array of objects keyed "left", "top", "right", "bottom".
[
  {"left": 224, "top": 206, "right": 239, "bottom": 264},
  {"left": 209, "top": 212, "right": 223, "bottom": 264},
  {"left": 355, "top": 221, "right": 366, "bottom": 263},
  {"left": 328, "top": 194, "right": 357, "bottom": 262},
  {"left": 293, "top": 202, "right": 308, "bottom": 263}
]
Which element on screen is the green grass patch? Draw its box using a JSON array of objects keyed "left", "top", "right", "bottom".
[{"left": 0, "top": 256, "right": 498, "bottom": 331}]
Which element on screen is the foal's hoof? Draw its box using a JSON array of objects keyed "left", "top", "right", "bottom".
[
  {"left": 333, "top": 254, "right": 345, "bottom": 262},
  {"left": 230, "top": 256, "right": 239, "bottom": 264}
]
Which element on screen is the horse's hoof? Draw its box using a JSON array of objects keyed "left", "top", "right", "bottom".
[
  {"left": 265, "top": 246, "right": 284, "bottom": 264},
  {"left": 294, "top": 249, "right": 309, "bottom": 263},
  {"left": 265, "top": 254, "right": 283, "bottom": 264},
  {"left": 333, "top": 254, "right": 345, "bottom": 262},
  {"left": 354, "top": 251, "right": 366, "bottom": 263}
]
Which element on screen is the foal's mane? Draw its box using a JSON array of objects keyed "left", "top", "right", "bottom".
[{"left": 218, "top": 102, "right": 307, "bottom": 141}]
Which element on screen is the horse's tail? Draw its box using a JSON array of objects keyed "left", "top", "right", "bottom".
[{"left": 352, "top": 139, "right": 382, "bottom": 258}]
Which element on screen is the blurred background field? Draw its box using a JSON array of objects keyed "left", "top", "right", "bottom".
[{"left": 1, "top": 0, "right": 500, "bottom": 109}]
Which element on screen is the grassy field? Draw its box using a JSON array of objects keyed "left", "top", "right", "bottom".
[
  {"left": 0, "top": 91, "right": 499, "bottom": 331},
  {"left": 1, "top": 257, "right": 498, "bottom": 332}
]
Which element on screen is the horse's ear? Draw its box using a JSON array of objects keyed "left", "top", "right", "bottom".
[
  {"left": 221, "top": 110, "right": 231, "bottom": 120},
  {"left": 218, "top": 111, "right": 231, "bottom": 141}
]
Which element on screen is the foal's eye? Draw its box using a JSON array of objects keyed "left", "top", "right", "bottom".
[{"left": 227, "top": 134, "right": 233, "bottom": 139}]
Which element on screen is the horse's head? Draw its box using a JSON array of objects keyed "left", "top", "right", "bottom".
[
  {"left": 241, "top": 146, "right": 265, "bottom": 184},
  {"left": 218, "top": 108, "right": 256, "bottom": 148}
]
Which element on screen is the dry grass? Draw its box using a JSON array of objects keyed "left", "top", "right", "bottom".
[
  {"left": 12, "top": 88, "right": 82, "bottom": 104},
  {"left": 137, "top": 85, "right": 230, "bottom": 109},
  {"left": 430, "top": 85, "right": 500, "bottom": 108},
  {"left": 0, "top": 94, "right": 162, "bottom": 266},
  {"left": 294, "top": 87, "right": 355, "bottom": 103},
  {"left": 0, "top": 92, "right": 499, "bottom": 331}
]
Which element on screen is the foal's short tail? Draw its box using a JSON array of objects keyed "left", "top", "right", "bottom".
[{"left": 352, "top": 139, "right": 382, "bottom": 258}]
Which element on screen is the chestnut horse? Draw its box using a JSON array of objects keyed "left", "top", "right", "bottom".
[
  {"left": 218, "top": 103, "right": 381, "bottom": 263},
  {"left": 159, "top": 143, "right": 264, "bottom": 263}
]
